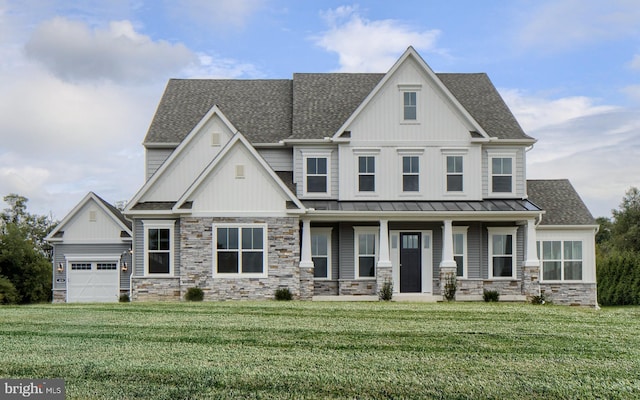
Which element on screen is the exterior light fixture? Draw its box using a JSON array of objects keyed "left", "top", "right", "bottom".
[
  {"left": 121, "top": 262, "right": 128, "bottom": 272},
  {"left": 57, "top": 263, "right": 64, "bottom": 273}
]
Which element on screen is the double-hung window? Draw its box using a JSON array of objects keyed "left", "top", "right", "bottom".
[
  {"left": 214, "top": 224, "right": 267, "bottom": 277},
  {"left": 491, "top": 157, "right": 513, "bottom": 194},
  {"left": 311, "top": 228, "right": 332, "bottom": 279},
  {"left": 488, "top": 227, "right": 517, "bottom": 279},
  {"left": 402, "top": 156, "right": 419, "bottom": 192},
  {"left": 403, "top": 91, "right": 417, "bottom": 121},
  {"left": 143, "top": 220, "right": 175, "bottom": 275},
  {"left": 358, "top": 156, "right": 376, "bottom": 192},
  {"left": 305, "top": 156, "right": 328, "bottom": 194},
  {"left": 453, "top": 227, "right": 468, "bottom": 278},
  {"left": 447, "top": 156, "right": 463, "bottom": 192},
  {"left": 355, "top": 227, "right": 378, "bottom": 278},
  {"left": 538, "top": 240, "right": 583, "bottom": 281}
]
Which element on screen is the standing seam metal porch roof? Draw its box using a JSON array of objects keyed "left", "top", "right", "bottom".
[
  {"left": 144, "top": 73, "right": 532, "bottom": 145},
  {"left": 301, "top": 199, "right": 541, "bottom": 213}
]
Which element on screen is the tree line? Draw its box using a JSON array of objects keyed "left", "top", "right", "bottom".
[{"left": 596, "top": 187, "right": 640, "bottom": 305}]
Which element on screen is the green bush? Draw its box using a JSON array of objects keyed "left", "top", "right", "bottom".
[
  {"left": 274, "top": 288, "right": 293, "bottom": 301},
  {"left": 0, "top": 276, "right": 20, "bottom": 305},
  {"left": 119, "top": 293, "right": 130, "bottom": 303},
  {"left": 379, "top": 279, "right": 393, "bottom": 301},
  {"left": 483, "top": 290, "right": 500, "bottom": 302},
  {"left": 443, "top": 273, "right": 457, "bottom": 301},
  {"left": 531, "top": 292, "right": 549, "bottom": 305},
  {"left": 185, "top": 287, "right": 204, "bottom": 302},
  {"left": 597, "top": 250, "right": 640, "bottom": 306}
]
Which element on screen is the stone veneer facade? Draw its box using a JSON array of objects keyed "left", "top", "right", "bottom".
[{"left": 540, "top": 282, "right": 597, "bottom": 307}]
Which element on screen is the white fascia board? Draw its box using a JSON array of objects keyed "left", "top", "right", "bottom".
[
  {"left": 536, "top": 225, "right": 599, "bottom": 231},
  {"left": 304, "top": 210, "right": 543, "bottom": 222},
  {"left": 125, "top": 105, "right": 239, "bottom": 213}
]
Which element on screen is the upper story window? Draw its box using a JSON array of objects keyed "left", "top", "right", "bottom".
[
  {"left": 491, "top": 157, "right": 514, "bottom": 194},
  {"left": 404, "top": 92, "right": 417, "bottom": 120},
  {"left": 446, "top": 156, "right": 463, "bottom": 192},
  {"left": 214, "top": 224, "right": 267, "bottom": 277},
  {"left": 402, "top": 156, "right": 419, "bottom": 192},
  {"left": 538, "top": 240, "right": 583, "bottom": 281},
  {"left": 143, "top": 220, "right": 175, "bottom": 275},
  {"left": 358, "top": 156, "right": 376, "bottom": 192},
  {"left": 306, "top": 157, "right": 328, "bottom": 193},
  {"left": 488, "top": 227, "right": 517, "bottom": 279}
]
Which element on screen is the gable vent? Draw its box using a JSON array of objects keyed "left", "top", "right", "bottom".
[
  {"left": 211, "top": 132, "right": 221, "bottom": 146},
  {"left": 89, "top": 210, "right": 97, "bottom": 222},
  {"left": 235, "top": 164, "right": 245, "bottom": 179}
]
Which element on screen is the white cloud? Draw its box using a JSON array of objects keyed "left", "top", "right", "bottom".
[
  {"left": 315, "top": 6, "right": 441, "bottom": 72},
  {"left": 516, "top": 0, "right": 640, "bottom": 52},
  {"left": 628, "top": 54, "right": 640, "bottom": 70},
  {"left": 164, "top": 0, "right": 265, "bottom": 30},
  {"left": 24, "top": 17, "right": 196, "bottom": 84}
]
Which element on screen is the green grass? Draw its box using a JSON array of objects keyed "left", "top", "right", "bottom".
[{"left": 1, "top": 302, "right": 639, "bottom": 399}]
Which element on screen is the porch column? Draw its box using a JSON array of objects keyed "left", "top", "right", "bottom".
[
  {"left": 440, "top": 219, "right": 457, "bottom": 298},
  {"left": 299, "top": 219, "right": 314, "bottom": 300},
  {"left": 523, "top": 218, "right": 541, "bottom": 299},
  {"left": 376, "top": 219, "right": 393, "bottom": 295}
]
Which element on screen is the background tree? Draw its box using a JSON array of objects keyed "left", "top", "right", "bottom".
[
  {"left": 611, "top": 187, "right": 640, "bottom": 253},
  {"left": 0, "top": 194, "right": 56, "bottom": 304}
]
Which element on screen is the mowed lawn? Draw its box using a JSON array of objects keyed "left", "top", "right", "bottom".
[{"left": 1, "top": 302, "right": 639, "bottom": 399}]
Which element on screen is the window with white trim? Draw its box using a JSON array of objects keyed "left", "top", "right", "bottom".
[
  {"left": 453, "top": 227, "right": 468, "bottom": 278},
  {"left": 403, "top": 91, "right": 417, "bottom": 120},
  {"left": 311, "top": 228, "right": 332, "bottom": 279},
  {"left": 402, "top": 156, "right": 419, "bottom": 192},
  {"left": 538, "top": 240, "right": 583, "bottom": 281},
  {"left": 447, "top": 156, "right": 463, "bottom": 192},
  {"left": 491, "top": 157, "right": 514, "bottom": 194},
  {"left": 304, "top": 156, "right": 328, "bottom": 194},
  {"left": 214, "top": 224, "right": 267, "bottom": 277},
  {"left": 358, "top": 156, "right": 376, "bottom": 192},
  {"left": 355, "top": 227, "right": 378, "bottom": 278},
  {"left": 488, "top": 227, "right": 517, "bottom": 279},
  {"left": 143, "top": 220, "right": 175, "bottom": 275}
]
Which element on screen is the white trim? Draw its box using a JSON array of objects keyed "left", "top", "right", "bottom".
[
  {"left": 354, "top": 226, "right": 379, "bottom": 280},
  {"left": 391, "top": 230, "right": 433, "bottom": 294},
  {"left": 311, "top": 227, "right": 333, "bottom": 280},
  {"left": 399, "top": 85, "right": 421, "bottom": 124},
  {"left": 400, "top": 154, "right": 420, "bottom": 193},
  {"left": 488, "top": 227, "right": 518, "bottom": 279},
  {"left": 453, "top": 226, "right": 469, "bottom": 279},
  {"left": 487, "top": 150, "right": 517, "bottom": 197},
  {"left": 355, "top": 152, "right": 378, "bottom": 195},
  {"left": 142, "top": 220, "right": 176, "bottom": 277},
  {"left": 538, "top": 240, "right": 584, "bottom": 282},
  {"left": 212, "top": 223, "right": 268, "bottom": 279},
  {"left": 302, "top": 150, "right": 332, "bottom": 197}
]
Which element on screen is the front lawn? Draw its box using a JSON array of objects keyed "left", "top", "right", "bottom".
[{"left": 1, "top": 301, "right": 639, "bottom": 399}]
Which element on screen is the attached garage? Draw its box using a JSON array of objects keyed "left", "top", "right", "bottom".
[{"left": 67, "top": 260, "right": 119, "bottom": 303}]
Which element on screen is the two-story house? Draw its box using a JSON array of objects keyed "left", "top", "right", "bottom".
[{"left": 48, "top": 47, "right": 598, "bottom": 306}]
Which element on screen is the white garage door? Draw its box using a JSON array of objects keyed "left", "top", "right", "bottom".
[{"left": 67, "top": 262, "right": 119, "bottom": 303}]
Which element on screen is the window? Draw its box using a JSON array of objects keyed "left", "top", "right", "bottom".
[
  {"left": 491, "top": 157, "right": 513, "bottom": 193},
  {"left": 96, "top": 263, "right": 117, "bottom": 270},
  {"left": 489, "top": 228, "right": 517, "bottom": 279},
  {"left": 148, "top": 228, "right": 171, "bottom": 274},
  {"left": 538, "top": 240, "right": 583, "bottom": 281},
  {"left": 71, "top": 263, "right": 91, "bottom": 270},
  {"left": 306, "top": 157, "right": 328, "bottom": 193},
  {"left": 402, "top": 156, "right": 419, "bottom": 192},
  {"left": 404, "top": 91, "right": 417, "bottom": 120},
  {"left": 358, "top": 156, "right": 375, "bottom": 192},
  {"left": 453, "top": 227, "right": 468, "bottom": 278},
  {"left": 447, "top": 156, "right": 463, "bottom": 192},
  {"left": 214, "top": 225, "right": 267, "bottom": 276},
  {"left": 311, "top": 228, "right": 332, "bottom": 279},
  {"left": 355, "top": 228, "right": 378, "bottom": 278}
]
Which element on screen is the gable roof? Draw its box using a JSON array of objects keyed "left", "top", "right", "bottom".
[
  {"left": 143, "top": 50, "right": 533, "bottom": 145},
  {"left": 45, "top": 192, "right": 132, "bottom": 241},
  {"left": 527, "top": 180, "right": 596, "bottom": 226}
]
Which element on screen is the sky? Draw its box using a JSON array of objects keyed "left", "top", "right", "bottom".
[{"left": 1, "top": 0, "right": 639, "bottom": 221}]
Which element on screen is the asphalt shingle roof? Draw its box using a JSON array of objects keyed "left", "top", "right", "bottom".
[
  {"left": 92, "top": 192, "right": 132, "bottom": 230},
  {"left": 143, "top": 72, "right": 533, "bottom": 145},
  {"left": 527, "top": 180, "right": 595, "bottom": 225}
]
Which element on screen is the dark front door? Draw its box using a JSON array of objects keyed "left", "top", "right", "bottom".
[{"left": 400, "top": 233, "right": 421, "bottom": 292}]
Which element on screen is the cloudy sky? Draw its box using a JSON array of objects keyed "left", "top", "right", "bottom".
[{"left": 1, "top": 0, "right": 639, "bottom": 220}]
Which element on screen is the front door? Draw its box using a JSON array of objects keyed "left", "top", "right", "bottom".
[{"left": 400, "top": 233, "right": 421, "bottom": 292}]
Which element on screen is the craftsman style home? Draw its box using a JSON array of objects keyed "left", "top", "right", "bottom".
[{"left": 48, "top": 47, "right": 598, "bottom": 305}]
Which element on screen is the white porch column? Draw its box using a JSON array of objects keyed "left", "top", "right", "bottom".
[
  {"left": 524, "top": 218, "right": 539, "bottom": 266},
  {"left": 440, "top": 219, "right": 457, "bottom": 268},
  {"left": 300, "top": 219, "right": 313, "bottom": 268},
  {"left": 377, "top": 219, "right": 392, "bottom": 268}
]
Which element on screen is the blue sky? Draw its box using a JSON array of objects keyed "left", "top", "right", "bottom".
[{"left": 1, "top": 0, "right": 639, "bottom": 220}]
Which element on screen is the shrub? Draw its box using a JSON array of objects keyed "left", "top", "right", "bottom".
[
  {"left": 274, "top": 288, "right": 293, "bottom": 301},
  {"left": 483, "top": 290, "right": 500, "bottom": 302},
  {"left": 185, "top": 287, "right": 204, "bottom": 302},
  {"left": 531, "top": 292, "right": 549, "bottom": 305},
  {"left": 0, "top": 276, "right": 20, "bottom": 305},
  {"left": 597, "top": 250, "right": 640, "bottom": 306},
  {"left": 443, "top": 272, "right": 457, "bottom": 301},
  {"left": 119, "top": 293, "right": 130, "bottom": 303},
  {"left": 379, "top": 278, "right": 393, "bottom": 301}
]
